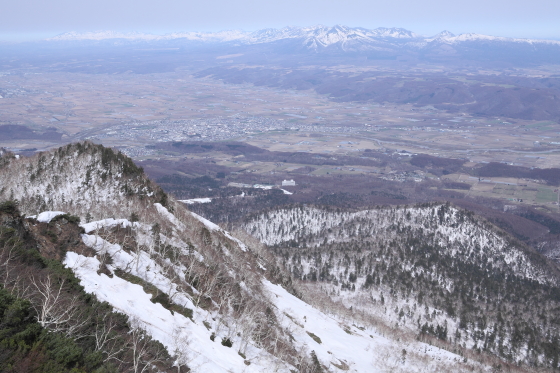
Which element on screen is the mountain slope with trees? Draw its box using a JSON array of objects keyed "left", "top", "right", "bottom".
[
  {"left": 0, "top": 142, "right": 508, "bottom": 372},
  {"left": 244, "top": 204, "right": 560, "bottom": 369}
]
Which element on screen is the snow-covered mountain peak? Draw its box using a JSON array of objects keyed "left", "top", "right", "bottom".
[
  {"left": 370, "top": 27, "right": 419, "bottom": 38},
  {"left": 433, "top": 30, "right": 455, "bottom": 38},
  {"left": 0, "top": 141, "right": 166, "bottom": 221},
  {"left": 452, "top": 32, "right": 503, "bottom": 42},
  {"left": 46, "top": 25, "right": 418, "bottom": 45}
]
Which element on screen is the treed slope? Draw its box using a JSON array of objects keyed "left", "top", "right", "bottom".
[
  {"left": 245, "top": 204, "right": 558, "bottom": 285},
  {"left": 0, "top": 201, "right": 171, "bottom": 372},
  {"left": 0, "top": 286, "right": 106, "bottom": 373},
  {"left": 0, "top": 144, "right": 307, "bottom": 372},
  {"left": 0, "top": 144, "right": 352, "bottom": 372},
  {"left": 0, "top": 142, "right": 168, "bottom": 221},
  {"left": 243, "top": 203, "right": 560, "bottom": 369}
]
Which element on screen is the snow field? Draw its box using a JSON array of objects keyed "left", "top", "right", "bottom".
[
  {"left": 264, "top": 280, "right": 467, "bottom": 372},
  {"left": 66, "top": 230, "right": 292, "bottom": 373}
]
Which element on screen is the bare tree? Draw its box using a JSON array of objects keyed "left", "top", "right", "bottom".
[
  {"left": 0, "top": 240, "right": 32, "bottom": 298},
  {"left": 172, "top": 326, "right": 195, "bottom": 373},
  {"left": 128, "top": 319, "right": 167, "bottom": 373},
  {"left": 0, "top": 240, "right": 17, "bottom": 285},
  {"left": 194, "top": 264, "right": 223, "bottom": 308},
  {"left": 29, "top": 274, "right": 89, "bottom": 339},
  {"left": 93, "top": 313, "right": 126, "bottom": 363}
]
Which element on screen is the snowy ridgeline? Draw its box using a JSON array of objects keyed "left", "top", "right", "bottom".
[
  {"left": 244, "top": 204, "right": 555, "bottom": 286},
  {"left": 48, "top": 25, "right": 560, "bottom": 50},
  {"left": 55, "top": 204, "right": 476, "bottom": 373},
  {"left": 0, "top": 142, "right": 159, "bottom": 220}
]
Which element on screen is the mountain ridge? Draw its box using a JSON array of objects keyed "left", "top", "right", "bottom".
[{"left": 46, "top": 25, "right": 560, "bottom": 51}]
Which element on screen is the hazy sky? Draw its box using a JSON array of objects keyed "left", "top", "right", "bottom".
[{"left": 1, "top": 0, "right": 559, "bottom": 41}]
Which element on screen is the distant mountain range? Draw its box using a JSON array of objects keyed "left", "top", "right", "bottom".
[{"left": 48, "top": 24, "right": 560, "bottom": 53}]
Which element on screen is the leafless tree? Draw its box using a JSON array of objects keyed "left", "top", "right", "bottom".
[
  {"left": 172, "top": 326, "right": 195, "bottom": 373},
  {"left": 0, "top": 240, "right": 17, "bottom": 285},
  {"left": 194, "top": 264, "right": 223, "bottom": 307},
  {"left": 93, "top": 313, "right": 126, "bottom": 363},
  {"left": 128, "top": 319, "right": 167, "bottom": 373},
  {"left": 29, "top": 274, "right": 89, "bottom": 339},
  {"left": 0, "top": 240, "right": 33, "bottom": 298}
]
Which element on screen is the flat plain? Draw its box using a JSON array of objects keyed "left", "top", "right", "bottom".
[
  {"left": 1, "top": 58, "right": 559, "bottom": 213},
  {"left": 1, "top": 69, "right": 559, "bottom": 165}
]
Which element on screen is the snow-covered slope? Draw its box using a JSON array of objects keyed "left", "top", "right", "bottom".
[
  {"left": 62, "top": 211, "right": 479, "bottom": 372},
  {"left": 65, "top": 216, "right": 289, "bottom": 373}
]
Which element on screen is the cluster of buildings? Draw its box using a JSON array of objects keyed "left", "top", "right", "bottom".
[{"left": 85, "top": 116, "right": 395, "bottom": 157}]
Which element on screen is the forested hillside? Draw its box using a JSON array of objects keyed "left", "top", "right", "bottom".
[
  {"left": 244, "top": 204, "right": 560, "bottom": 368},
  {"left": 0, "top": 142, "right": 167, "bottom": 221},
  {"left": 0, "top": 200, "right": 170, "bottom": 372}
]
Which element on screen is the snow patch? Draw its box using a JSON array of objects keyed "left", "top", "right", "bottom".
[
  {"left": 31, "top": 211, "right": 66, "bottom": 223},
  {"left": 81, "top": 218, "right": 136, "bottom": 234},
  {"left": 179, "top": 198, "right": 212, "bottom": 204},
  {"left": 155, "top": 203, "right": 186, "bottom": 230}
]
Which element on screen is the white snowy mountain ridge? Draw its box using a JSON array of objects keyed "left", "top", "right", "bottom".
[
  {"left": 47, "top": 24, "right": 560, "bottom": 50},
  {"left": 244, "top": 206, "right": 555, "bottom": 285}
]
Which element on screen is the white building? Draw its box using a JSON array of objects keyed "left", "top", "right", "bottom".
[{"left": 282, "top": 179, "right": 296, "bottom": 186}]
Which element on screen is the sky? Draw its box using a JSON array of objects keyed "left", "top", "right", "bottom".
[{"left": 1, "top": 0, "right": 559, "bottom": 41}]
